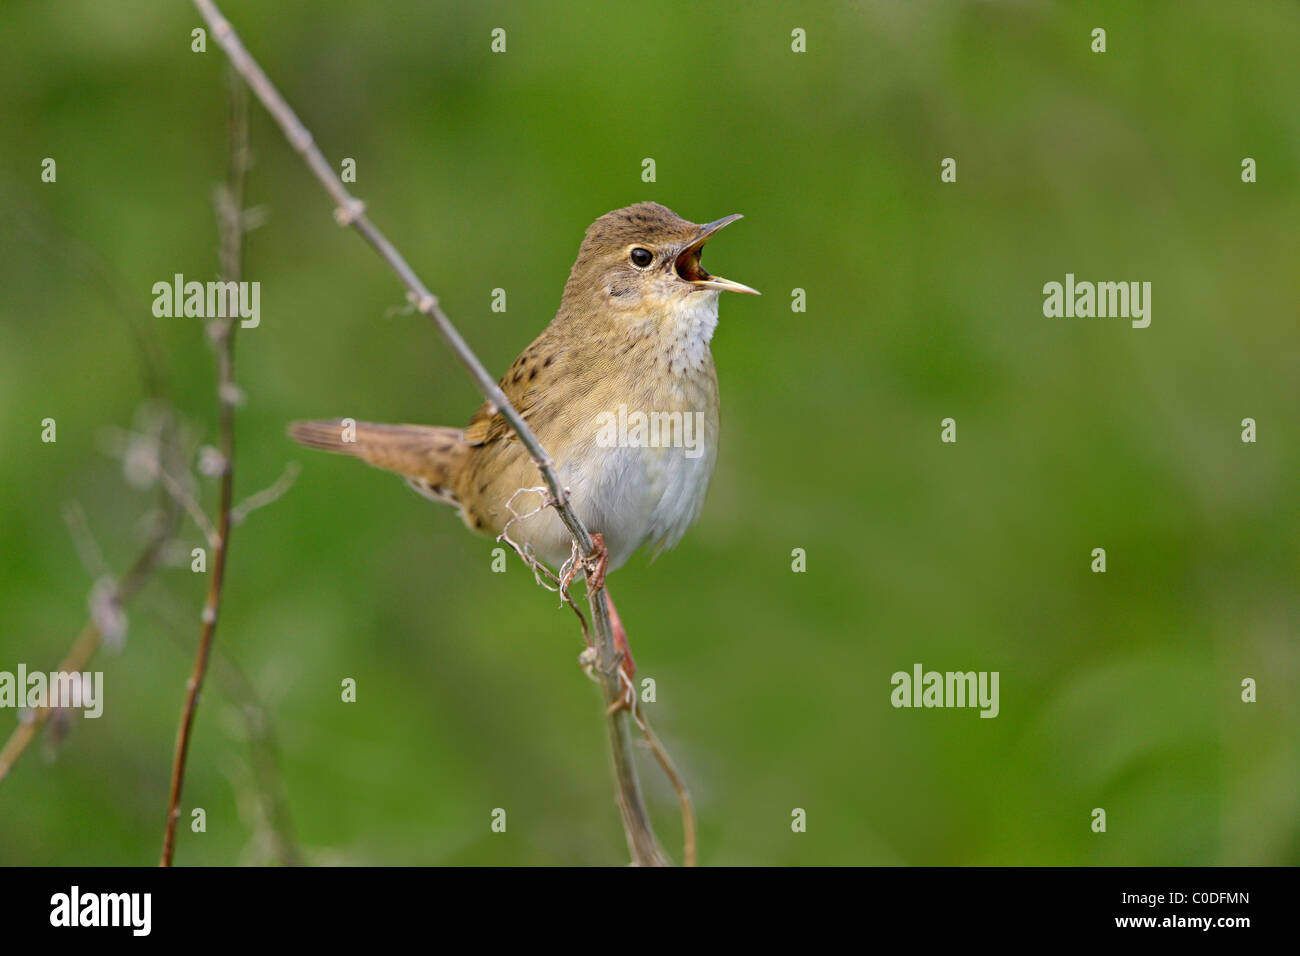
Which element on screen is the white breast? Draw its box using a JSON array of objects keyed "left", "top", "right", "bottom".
[{"left": 572, "top": 433, "right": 716, "bottom": 569}]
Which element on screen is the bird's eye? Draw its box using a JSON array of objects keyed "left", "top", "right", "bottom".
[{"left": 629, "top": 247, "right": 653, "bottom": 268}]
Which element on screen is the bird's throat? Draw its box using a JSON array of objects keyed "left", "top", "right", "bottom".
[{"left": 656, "top": 290, "right": 721, "bottom": 377}]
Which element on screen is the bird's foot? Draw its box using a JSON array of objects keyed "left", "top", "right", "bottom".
[
  {"left": 585, "top": 532, "right": 609, "bottom": 593},
  {"left": 605, "top": 588, "right": 637, "bottom": 713},
  {"left": 560, "top": 532, "right": 608, "bottom": 601}
]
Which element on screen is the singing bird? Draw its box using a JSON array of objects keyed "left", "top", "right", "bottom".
[{"left": 289, "top": 202, "right": 757, "bottom": 690}]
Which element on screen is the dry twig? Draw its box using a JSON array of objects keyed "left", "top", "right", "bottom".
[
  {"left": 160, "top": 67, "right": 249, "bottom": 866},
  {"left": 0, "top": 500, "right": 179, "bottom": 782}
]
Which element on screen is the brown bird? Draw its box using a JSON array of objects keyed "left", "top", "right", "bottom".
[{"left": 289, "top": 202, "right": 757, "bottom": 693}]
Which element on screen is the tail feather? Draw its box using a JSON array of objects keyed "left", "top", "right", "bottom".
[{"left": 288, "top": 419, "right": 467, "bottom": 504}]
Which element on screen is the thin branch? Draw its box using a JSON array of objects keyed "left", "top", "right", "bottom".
[
  {"left": 160, "top": 67, "right": 248, "bottom": 867},
  {"left": 207, "top": 651, "right": 301, "bottom": 866},
  {"left": 157, "top": 466, "right": 219, "bottom": 547},
  {"left": 61, "top": 500, "right": 110, "bottom": 580},
  {"left": 0, "top": 220, "right": 189, "bottom": 783},
  {"left": 190, "top": 0, "right": 680, "bottom": 864},
  {"left": 0, "top": 491, "right": 180, "bottom": 782},
  {"left": 634, "top": 711, "right": 697, "bottom": 868},
  {"left": 231, "top": 461, "right": 300, "bottom": 526},
  {"left": 149, "top": 588, "right": 301, "bottom": 866}
]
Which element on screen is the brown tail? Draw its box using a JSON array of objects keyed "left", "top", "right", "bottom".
[{"left": 288, "top": 419, "right": 468, "bottom": 504}]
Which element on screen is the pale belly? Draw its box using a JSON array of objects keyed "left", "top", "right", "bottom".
[{"left": 489, "top": 402, "right": 718, "bottom": 572}]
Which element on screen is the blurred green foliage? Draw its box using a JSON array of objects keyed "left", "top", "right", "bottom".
[{"left": 1, "top": 0, "right": 1296, "bottom": 865}]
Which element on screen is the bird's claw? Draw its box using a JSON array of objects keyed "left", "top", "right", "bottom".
[
  {"left": 583, "top": 533, "right": 609, "bottom": 594},
  {"left": 561, "top": 532, "right": 607, "bottom": 602}
]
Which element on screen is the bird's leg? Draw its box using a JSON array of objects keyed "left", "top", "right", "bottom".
[
  {"left": 604, "top": 589, "right": 637, "bottom": 712},
  {"left": 571, "top": 533, "right": 636, "bottom": 711}
]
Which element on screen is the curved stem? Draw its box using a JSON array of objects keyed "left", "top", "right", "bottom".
[{"left": 160, "top": 67, "right": 247, "bottom": 866}]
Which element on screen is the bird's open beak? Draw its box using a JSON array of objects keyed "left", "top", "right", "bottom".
[{"left": 674, "top": 214, "right": 760, "bottom": 295}]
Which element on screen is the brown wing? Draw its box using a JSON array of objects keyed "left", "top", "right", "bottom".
[{"left": 462, "top": 338, "right": 563, "bottom": 447}]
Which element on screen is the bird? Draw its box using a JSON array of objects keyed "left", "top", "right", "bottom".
[{"left": 289, "top": 201, "right": 757, "bottom": 696}]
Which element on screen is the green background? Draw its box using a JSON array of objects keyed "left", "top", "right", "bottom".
[{"left": 1, "top": 0, "right": 1296, "bottom": 865}]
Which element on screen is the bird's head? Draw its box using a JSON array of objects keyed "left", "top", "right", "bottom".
[{"left": 561, "top": 202, "right": 758, "bottom": 325}]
